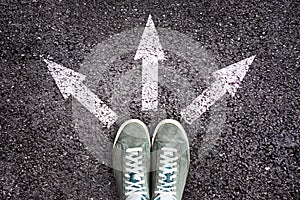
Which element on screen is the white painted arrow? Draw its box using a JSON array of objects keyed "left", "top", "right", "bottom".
[
  {"left": 181, "top": 55, "right": 256, "bottom": 124},
  {"left": 135, "top": 15, "right": 165, "bottom": 111},
  {"left": 45, "top": 59, "right": 118, "bottom": 127}
]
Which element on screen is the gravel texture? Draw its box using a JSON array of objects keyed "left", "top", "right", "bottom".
[{"left": 1, "top": 0, "right": 299, "bottom": 199}]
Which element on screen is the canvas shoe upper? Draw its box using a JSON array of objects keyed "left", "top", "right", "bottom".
[
  {"left": 113, "top": 119, "right": 151, "bottom": 200},
  {"left": 151, "top": 119, "right": 190, "bottom": 200}
]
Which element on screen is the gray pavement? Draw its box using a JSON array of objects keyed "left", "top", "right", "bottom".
[{"left": 0, "top": 0, "right": 299, "bottom": 199}]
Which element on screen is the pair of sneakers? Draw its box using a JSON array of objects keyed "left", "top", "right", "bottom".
[{"left": 112, "top": 119, "right": 190, "bottom": 200}]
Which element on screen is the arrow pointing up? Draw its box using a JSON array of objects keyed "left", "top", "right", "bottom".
[
  {"left": 135, "top": 15, "right": 164, "bottom": 60},
  {"left": 181, "top": 56, "right": 256, "bottom": 124},
  {"left": 45, "top": 59, "right": 118, "bottom": 127},
  {"left": 135, "top": 14, "right": 164, "bottom": 111}
]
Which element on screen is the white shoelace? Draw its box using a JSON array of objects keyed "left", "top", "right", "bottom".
[
  {"left": 125, "top": 147, "right": 147, "bottom": 200},
  {"left": 154, "top": 147, "right": 178, "bottom": 200}
]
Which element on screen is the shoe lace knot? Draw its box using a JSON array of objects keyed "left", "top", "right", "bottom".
[
  {"left": 154, "top": 147, "right": 178, "bottom": 200},
  {"left": 125, "top": 147, "right": 148, "bottom": 200}
]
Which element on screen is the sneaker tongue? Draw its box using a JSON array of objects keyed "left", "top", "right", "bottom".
[
  {"left": 126, "top": 194, "right": 147, "bottom": 200},
  {"left": 157, "top": 193, "right": 176, "bottom": 200}
]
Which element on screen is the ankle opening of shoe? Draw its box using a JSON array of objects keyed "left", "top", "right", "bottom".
[
  {"left": 154, "top": 147, "right": 178, "bottom": 200},
  {"left": 125, "top": 147, "right": 148, "bottom": 200}
]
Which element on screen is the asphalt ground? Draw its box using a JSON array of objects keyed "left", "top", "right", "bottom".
[{"left": 0, "top": 0, "right": 299, "bottom": 199}]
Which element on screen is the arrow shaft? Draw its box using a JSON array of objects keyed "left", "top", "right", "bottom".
[
  {"left": 181, "top": 80, "right": 226, "bottom": 124},
  {"left": 142, "top": 58, "right": 159, "bottom": 111},
  {"left": 73, "top": 83, "right": 117, "bottom": 127}
]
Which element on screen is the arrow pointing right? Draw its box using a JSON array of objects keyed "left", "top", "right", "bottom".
[
  {"left": 181, "top": 55, "right": 256, "bottom": 124},
  {"left": 45, "top": 59, "right": 118, "bottom": 127}
]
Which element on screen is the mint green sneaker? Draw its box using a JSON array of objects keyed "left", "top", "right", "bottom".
[
  {"left": 113, "top": 119, "right": 151, "bottom": 200},
  {"left": 151, "top": 119, "right": 190, "bottom": 200}
]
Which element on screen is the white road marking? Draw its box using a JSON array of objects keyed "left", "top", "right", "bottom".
[
  {"left": 45, "top": 59, "right": 118, "bottom": 127},
  {"left": 135, "top": 14, "right": 165, "bottom": 111},
  {"left": 181, "top": 55, "right": 256, "bottom": 124}
]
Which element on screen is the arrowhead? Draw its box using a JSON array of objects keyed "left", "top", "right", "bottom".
[
  {"left": 213, "top": 55, "right": 256, "bottom": 96},
  {"left": 134, "top": 14, "right": 164, "bottom": 60},
  {"left": 44, "top": 59, "right": 86, "bottom": 99}
]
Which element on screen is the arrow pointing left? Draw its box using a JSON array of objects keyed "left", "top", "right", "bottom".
[{"left": 44, "top": 59, "right": 118, "bottom": 127}]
